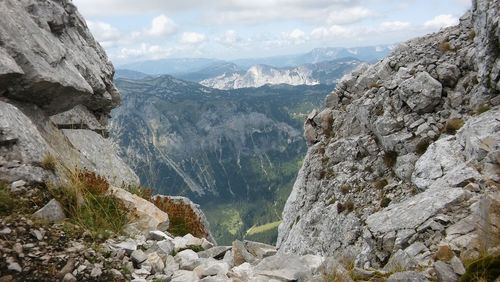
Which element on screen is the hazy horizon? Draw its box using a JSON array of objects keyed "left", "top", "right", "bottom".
[{"left": 73, "top": 0, "right": 472, "bottom": 65}]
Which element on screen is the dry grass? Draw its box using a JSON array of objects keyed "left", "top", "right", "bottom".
[
  {"left": 383, "top": 151, "right": 398, "bottom": 168},
  {"left": 41, "top": 154, "right": 57, "bottom": 172},
  {"left": 438, "top": 41, "right": 453, "bottom": 52},
  {"left": 49, "top": 169, "right": 129, "bottom": 239},
  {"left": 124, "top": 184, "right": 153, "bottom": 200},
  {"left": 340, "top": 184, "right": 350, "bottom": 194},
  {"left": 374, "top": 178, "right": 388, "bottom": 190},
  {"left": 0, "top": 182, "right": 14, "bottom": 215},
  {"left": 416, "top": 139, "right": 431, "bottom": 155},
  {"left": 152, "top": 197, "right": 208, "bottom": 239},
  {"left": 444, "top": 118, "right": 465, "bottom": 135},
  {"left": 380, "top": 197, "right": 391, "bottom": 208}
]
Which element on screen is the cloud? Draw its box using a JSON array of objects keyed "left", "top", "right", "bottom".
[
  {"left": 326, "top": 6, "right": 374, "bottom": 25},
  {"left": 379, "top": 21, "right": 411, "bottom": 32},
  {"left": 216, "top": 30, "right": 245, "bottom": 47},
  {"left": 282, "top": 28, "right": 307, "bottom": 44},
  {"left": 86, "top": 20, "right": 122, "bottom": 48},
  {"left": 424, "top": 14, "right": 459, "bottom": 29},
  {"left": 179, "top": 32, "right": 207, "bottom": 45},
  {"left": 311, "top": 25, "right": 352, "bottom": 40},
  {"left": 147, "top": 15, "right": 177, "bottom": 37},
  {"left": 117, "top": 43, "right": 172, "bottom": 60}
]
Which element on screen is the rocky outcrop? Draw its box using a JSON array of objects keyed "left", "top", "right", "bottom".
[
  {"left": 0, "top": 0, "right": 138, "bottom": 187},
  {"left": 278, "top": 0, "right": 499, "bottom": 277}
]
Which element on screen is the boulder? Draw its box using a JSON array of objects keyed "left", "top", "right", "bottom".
[
  {"left": 193, "top": 259, "right": 230, "bottom": 278},
  {"left": 434, "top": 261, "right": 458, "bottom": 282},
  {"left": 198, "top": 246, "right": 232, "bottom": 259},
  {"left": 32, "top": 199, "right": 66, "bottom": 222},
  {"left": 397, "top": 72, "right": 443, "bottom": 113},
  {"left": 387, "top": 271, "right": 429, "bottom": 282},
  {"left": 232, "top": 240, "right": 257, "bottom": 266},
  {"left": 110, "top": 187, "right": 169, "bottom": 233},
  {"left": 244, "top": 241, "right": 277, "bottom": 259},
  {"left": 174, "top": 249, "right": 200, "bottom": 271},
  {"left": 253, "top": 254, "right": 323, "bottom": 281},
  {"left": 171, "top": 270, "right": 199, "bottom": 282}
]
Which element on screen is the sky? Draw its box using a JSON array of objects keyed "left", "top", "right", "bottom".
[{"left": 72, "top": 0, "right": 472, "bottom": 65}]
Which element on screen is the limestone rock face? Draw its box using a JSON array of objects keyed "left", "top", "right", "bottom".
[
  {"left": 278, "top": 0, "right": 500, "bottom": 271},
  {"left": 0, "top": 0, "right": 119, "bottom": 115},
  {"left": 0, "top": 0, "right": 139, "bottom": 187}
]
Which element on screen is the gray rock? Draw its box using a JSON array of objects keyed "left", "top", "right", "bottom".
[
  {"left": 62, "top": 273, "right": 77, "bottom": 282},
  {"left": 0, "top": 0, "right": 120, "bottom": 115},
  {"left": 232, "top": 240, "right": 257, "bottom": 266},
  {"left": 131, "top": 250, "right": 148, "bottom": 266},
  {"left": 436, "top": 63, "right": 461, "bottom": 87},
  {"left": 397, "top": 72, "right": 443, "bottom": 113},
  {"left": 253, "top": 254, "right": 323, "bottom": 281},
  {"left": 0, "top": 228, "right": 12, "bottom": 235},
  {"left": 434, "top": 261, "right": 458, "bottom": 282},
  {"left": 146, "top": 252, "right": 165, "bottom": 274},
  {"left": 383, "top": 250, "right": 418, "bottom": 272},
  {"left": 199, "top": 274, "right": 231, "bottom": 282},
  {"left": 449, "top": 256, "right": 466, "bottom": 275},
  {"left": 7, "top": 261, "right": 22, "bottom": 272},
  {"left": 90, "top": 266, "right": 102, "bottom": 278},
  {"left": 171, "top": 270, "right": 199, "bottom": 282},
  {"left": 387, "top": 271, "right": 429, "bottom": 282},
  {"left": 174, "top": 249, "right": 200, "bottom": 271},
  {"left": 111, "top": 239, "right": 137, "bottom": 255},
  {"left": 33, "top": 199, "right": 66, "bottom": 223},
  {"left": 155, "top": 239, "right": 175, "bottom": 257},
  {"left": 198, "top": 246, "right": 232, "bottom": 259},
  {"left": 50, "top": 105, "right": 106, "bottom": 135},
  {"left": 244, "top": 241, "right": 277, "bottom": 259},
  {"left": 193, "top": 259, "right": 230, "bottom": 278},
  {"left": 366, "top": 187, "right": 467, "bottom": 234},
  {"left": 148, "top": 230, "right": 172, "bottom": 241},
  {"left": 62, "top": 129, "right": 139, "bottom": 186}
]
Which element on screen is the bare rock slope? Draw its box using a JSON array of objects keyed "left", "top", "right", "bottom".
[{"left": 278, "top": 0, "right": 499, "bottom": 273}]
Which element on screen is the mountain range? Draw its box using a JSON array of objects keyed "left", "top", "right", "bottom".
[{"left": 110, "top": 75, "right": 336, "bottom": 244}]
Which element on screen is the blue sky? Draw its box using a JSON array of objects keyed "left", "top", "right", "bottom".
[{"left": 73, "top": 0, "right": 472, "bottom": 65}]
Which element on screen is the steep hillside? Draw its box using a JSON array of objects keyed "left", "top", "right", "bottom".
[
  {"left": 110, "top": 76, "right": 335, "bottom": 244},
  {"left": 200, "top": 58, "right": 360, "bottom": 90},
  {"left": 278, "top": 0, "right": 499, "bottom": 276}
]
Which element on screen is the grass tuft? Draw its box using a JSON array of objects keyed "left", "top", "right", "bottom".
[
  {"left": 49, "top": 169, "right": 129, "bottom": 239},
  {"left": 383, "top": 151, "right": 398, "bottom": 168},
  {"left": 416, "top": 139, "right": 431, "bottom": 155},
  {"left": 444, "top": 118, "right": 465, "bottom": 135},
  {"left": 0, "top": 182, "right": 14, "bottom": 215},
  {"left": 124, "top": 184, "right": 153, "bottom": 200},
  {"left": 41, "top": 154, "right": 57, "bottom": 172},
  {"left": 374, "top": 178, "right": 388, "bottom": 190},
  {"left": 152, "top": 197, "right": 208, "bottom": 239},
  {"left": 438, "top": 41, "right": 453, "bottom": 52}
]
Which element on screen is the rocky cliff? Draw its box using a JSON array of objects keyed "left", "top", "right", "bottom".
[
  {"left": 278, "top": 0, "right": 499, "bottom": 275},
  {"left": 0, "top": 0, "right": 137, "bottom": 186}
]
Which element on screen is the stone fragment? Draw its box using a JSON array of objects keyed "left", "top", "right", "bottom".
[
  {"left": 131, "top": 250, "right": 148, "bottom": 266},
  {"left": 232, "top": 240, "right": 257, "bottom": 266},
  {"left": 434, "top": 261, "right": 458, "bottom": 282},
  {"left": 174, "top": 249, "right": 200, "bottom": 270},
  {"left": 32, "top": 199, "right": 66, "bottom": 223},
  {"left": 387, "top": 271, "right": 429, "bottom": 282}
]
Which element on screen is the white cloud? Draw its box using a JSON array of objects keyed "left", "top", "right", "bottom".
[
  {"left": 86, "top": 20, "right": 122, "bottom": 48},
  {"left": 216, "top": 30, "right": 245, "bottom": 47},
  {"left": 379, "top": 21, "right": 411, "bottom": 32},
  {"left": 147, "top": 15, "right": 177, "bottom": 37},
  {"left": 179, "top": 32, "right": 207, "bottom": 45},
  {"left": 311, "top": 25, "right": 352, "bottom": 40},
  {"left": 326, "top": 6, "right": 374, "bottom": 25},
  {"left": 117, "top": 43, "right": 172, "bottom": 60},
  {"left": 282, "top": 29, "right": 307, "bottom": 44},
  {"left": 424, "top": 14, "right": 459, "bottom": 29}
]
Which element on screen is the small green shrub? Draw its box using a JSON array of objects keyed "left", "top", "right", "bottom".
[
  {"left": 444, "top": 118, "right": 465, "bottom": 135},
  {"left": 383, "top": 151, "right": 398, "bottom": 168},
  {"left": 0, "top": 182, "right": 14, "bottom": 215},
  {"left": 416, "top": 139, "right": 431, "bottom": 155},
  {"left": 380, "top": 197, "right": 391, "bottom": 208},
  {"left": 374, "top": 179, "right": 388, "bottom": 190},
  {"left": 41, "top": 154, "right": 57, "bottom": 171}
]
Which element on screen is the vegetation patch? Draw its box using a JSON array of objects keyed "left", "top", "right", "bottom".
[
  {"left": 460, "top": 255, "right": 500, "bottom": 282},
  {"left": 438, "top": 41, "right": 454, "bottom": 52},
  {"left": 124, "top": 184, "right": 153, "bottom": 200},
  {"left": 340, "top": 184, "right": 350, "bottom": 194},
  {"left": 383, "top": 151, "right": 398, "bottom": 168},
  {"left": 475, "top": 104, "right": 491, "bottom": 115},
  {"left": 380, "top": 197, "right": 391, "bottom": 208},
  {"left": 153, "top": 197, "right": 208, "bottom": 238},
  {"left": 374, "top": 178, "right": 388, "bottom": 190},
  {"left": 49, "top": 169, "right": 129, "bottom": 239},
  {"left": 416, "top": 139, "right": 431, "bottom": 155},
  {"left": 444, "top": 118, "right": 465, "bottom": 135},
  {"left": 0, "top": 182, "right": 14, "bottom": 215},
  {"left": 41, "top": 154, "right": 57, "bottom": 172},
  {"left": 246, "top": 220, "right": 281, "bottom": 236}
]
